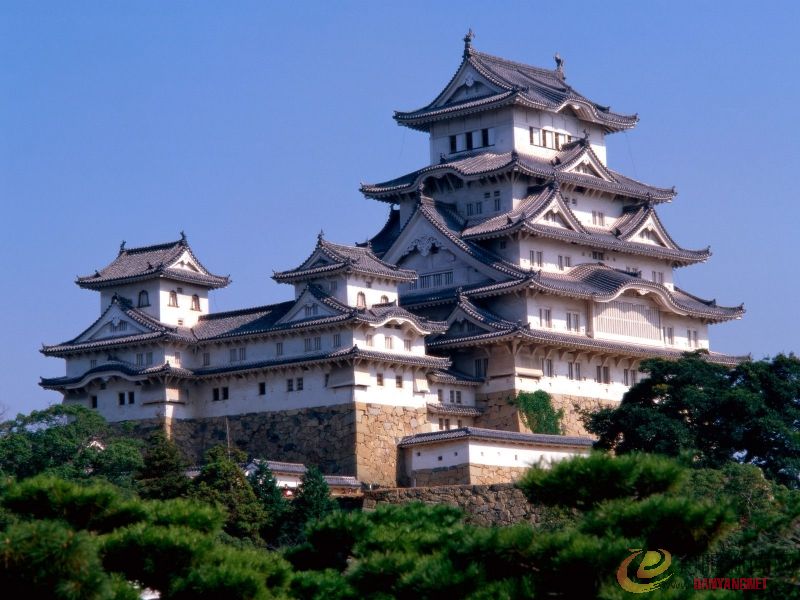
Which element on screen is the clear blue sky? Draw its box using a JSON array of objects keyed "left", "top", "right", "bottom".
[{"left": 1, "top": 1, "right": 798, "bottom": 417}]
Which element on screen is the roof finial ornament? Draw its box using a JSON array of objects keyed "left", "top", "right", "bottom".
[
  {"left": 180, "top": 230, "right": 187, "bottom": 243},
  {"left": 463, "top": 29, "right": 475, "bottom": 57},
  {"left": 119, "top": 240, "right": 126, "bottom": 253},
  {"left": 318, "top": 229, "right": 325, "bottom": 241},
  {"left": 582, "top": 128, "right": 590, "bottom": 142},
  {"left": 554, "top": 53, "right": 565, "bottom": 79}
]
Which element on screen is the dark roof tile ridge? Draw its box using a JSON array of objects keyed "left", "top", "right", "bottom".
[
  {"left": 198, "top": 301, "right": 295, "bottom": 321},
  {"left": 470, "top": 48, "right": 562, "bottom": 81},
  {"left": 120, "top": 238, "right": 184, "bottom": 255},
  {"left": 455, "top": 295, "right": 518, "bottom": 330}
]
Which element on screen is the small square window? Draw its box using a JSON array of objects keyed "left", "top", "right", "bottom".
[
  {"left": 118, "top": 392, "right": 125, "bottom": 406},
  {"left": 296, "top": 377, "right": 304, "bottom": 391},
  {"left": 213, "top": 387, "right": 220, "bottom": 401},
  {"left": 258, "top": 382, "right": 266, "bottom": 395},
  {"left": 287, "top": 379, "right": 294, "bottom": 392},
  {"left": 203, "top": 352, "right": 211, "bottom": 366},
  {"left": 276, "top": 342, "right": 283, "bottom": 356}
]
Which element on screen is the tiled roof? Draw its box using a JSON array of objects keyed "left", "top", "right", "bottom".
[
  {"left": 398, "top": 427, "right": 595, "bottom": 448},
  {"left": 194, "top": 345, "right": 450, "bottom": 378},
  {"left": 42, "top": 295, "right": 196, "bottom": 356},
  {"left": 77, "top": 236, "right": 229, "bottom": 290},
  {"left": 247, "top": 460, "right": 362, "bottom": 488},
  {"left": 192, "top": 287, "right": 447, "bottom": 341},
  {"left": 358, "top": 208, "right": 403, "bottom": 257},
  {"left": 394, "top": 45, "right": 637, "bottom": 133},
  {"left": 273, "top": 236, "right": 416, "bottom": 283},
  {"left": 361, "top": 146, "right": 674, "bottom": 203},
  {"left": 460, "top": 185, "right": 708, "bottom": 265},
  {"left": 41, "top": 361, "right": 193, "bottom": 389},
  {"left": 428, "top": 368, "right": 483, "bottom": 386},
  {"left": 426, "top": 402, "right": 483, "bottom": 417}
]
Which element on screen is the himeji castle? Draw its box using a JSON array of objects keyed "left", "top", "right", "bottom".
[{"left": 42, "top": 35, "right": 744, "bottom": 487}]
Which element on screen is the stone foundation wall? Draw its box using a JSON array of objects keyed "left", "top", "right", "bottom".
[
  {"left": 476, "top": 390, "right": 615, "bottom": 437},
  {"left": 355, "top": 403, "right": 428, "bottom": 486},
  {"left": 363, "top": 483, "right": 541, "bottom": 527},
  {"left": 410, "top": 464, "right": 529, "bottom": 487},
  {"left": 114, "top": 404, "right": 358, "bottom": 475}
]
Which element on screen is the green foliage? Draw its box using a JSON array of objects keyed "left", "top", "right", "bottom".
[
  {"left": 0, "top": 476, "right": 292, "bottom": 599},
  {"left": 512, "top": 390, "right": 563, "bottom": 434},
  {"left": 585, "top": 352, "right": 800, "bottom": 487},
  {"left": 248, "top": 460, "right": 290, "bottom": 545},
  {"left": 519, "top": 452, "right": 685, "bottom": 510},
  {"left": 135, "top": 430, "right": 191, "bottom": 500},
  {"left": 0, "top": 404, "right": 144, "bottom": 488},
  {"left": 286, "top": 466, "right": 337, "bottom": 543},
  {"left": 191, "top": 446, "right": 267, "bottom": 541}
]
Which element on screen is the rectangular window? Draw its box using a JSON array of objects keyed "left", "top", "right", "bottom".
[
  {"left": 624, "top": 369, "right": 630, "bottom": 386},
  {"left": 481, "top": 128, "right": 490, "bottom": 147},
  {"left": 449, "top": 135, "right": 457, "bottom": 153},
  {"left": 128, "top": 391, "right": 135, "bottom": 405},
  {"left": 203, "top": 352, "right": 210, "bottom": 366},
  {"left": 455, "top": 391, "right": 462, "bottom": 404},
  {"left": 530, "top": 250, "right": 543, "bottom": 268},
  {"left": 324, "top": 373, "right": 330, "bottom": 387},
  {"left": 494, "top": 196, "right": 501, "bottom": 211},
  {"left": 539, "top": 308, "right": 552, "bottom": 328},
  {"left": 466, "top": 202, "right": 474, "bottom": 216},
  {"left": 333, "top": 333, "right": 341, "bottom": 348},
  {"left": 437, "top": 389, "right": 443, "bottom": 402},
  {"left": 366, "top": 334, "right": 374, "bottom": 347},
  {"left": 296, "top": 378, "right": 303, "bottom": 391},
  {"left": 529, "top": 126, "right": 541, "bottom": 146},
  {"left": 314, "top": 337, "right": 321, "bottom": 351},
  {"left": 239, "top": 347, "right": 246, "bottom": 361},
  {"left": 541, "top": 358, "right": 554, "bottom": 378},
  {"left": 404, "top": 338, "right": 412, "bottom": 351},
  {"left": 444, "top": 418, "right": 450, "bottom": 430},
  {"left": 651, "top": 271, "right": 664, "bottom": 284},
  {"left": 258, "top": 382, "right": 266, "bottom": 395},
  {"left": 592, "top": 251, "right": 605, "bottom": 261},
  {"left": 90, "top": 359, "right": 97, "bottom": 368},
  {"left": 230, "top": 348, "right": 237, "bottom": 363},
  {"left": 475, "top": 201, "right": 483, "bottom": 214},
  {"left": 566, "top": 311, "right": 580, "bottom": 332},
  {"left": 286, "top": 379, "right": 294, "bottom": 392},
  {"left": 222, "top": 387, "right": 229, "bottom": 400},
  {"left": 136, "top": 353, "right": 143, "bottom": 366},
  {"left": 567, "top": 361, "right": 581, "bottom": 381},
  {"left": 118, "top": 392, "right": 125, "bottom": 406},
  {"left": 90, "top": 395, "right": 98, "bottom": 409},
  {"left": 395, "top": 375, "right": 403, "bottom": 388},
  {"left": 558, "top": 255, "right": 572, "bottom": 270},
  {"left": 474, "top": 358, "right": 489, "bottom": 378},
  {"left": 304, "top": 338, "right": 312, "bottom": 352},
  {"left": 449, "top": 390, "right": 455, "bottom": 403},
  {"left": 146, "top": 352, "right": 153, "bottom": 366},
  {"left": 663, "top": 326, "right": 674, "bottom": 345},
  {"left": 543, "top": 130, "right": 555, "bottom": 149},
  {"left": 465, "top": 131, "right": 473, "bottom": 150},
  {"left": 276, "top": 342, "right": 283, "bottom": 357},
  {"left": 631, "top": 370, "right": 638, "bottom": 385},
  {"left": 439, "top": 418, "right": 444, "bottom": 431},
  {"left": 213, "top": 387, "right": 220, "bottom": 401},
  {"left": 596, "top": 366, "right": 611, "bottom": 384},
  {"left": 174, "top": 352, "right": 181, "bottom": 365},
  {"left": 329, "top": 280, "right": 338, "bottom": 293},
  {"left": 376, "top": 373, "right": 384, "bottom": 386}
]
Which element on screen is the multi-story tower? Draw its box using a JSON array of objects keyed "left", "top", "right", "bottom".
[
  {"left": 360, "top": 34, "right": 744, "bottom": 434},
  {"left": 41, "top": 37, "right": 743, "bottom": 487}
]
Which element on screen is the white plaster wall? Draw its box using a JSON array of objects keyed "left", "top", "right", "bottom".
[
  {"left": 468, "top": 439, "right": 590, "bottom": 468},
  {"left": 157, "top": 281, "right": 210, "bottom": 327},
  {"left": 345, "top": 279, "right": 398, "bottom": 308},
  {"left": 353, "top": 324, "right": 427, "bottom": 356},
  {"left": 351, "top": 366, "right": 429, "bottom": 408},
  {"left": 427, "top": 384, "right": 477, "bottom": 407},
  {"left": 428, "top": 107, "right": 514, "bottom": 163},
  {"left": 66, "top": 346, "right": 167, "bottom": 377},
  {"left": 511, "top": 108, "right": 607, "bottom": 165},
  {"left": 526, "top": 295, "right": 589, "bottom": 333},
  {"left": 407, "top": 440, "right": 469, "bottom": 470},
  {"left": 78, "top": 378, "right": 168, "bottom": 422},
  {"left": 100, "top": 280, "right": 161, "bottom": 317}
]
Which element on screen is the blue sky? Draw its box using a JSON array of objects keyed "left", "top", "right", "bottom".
[{"left": 1, "top": 1, "right": 798, "bottom": 417}]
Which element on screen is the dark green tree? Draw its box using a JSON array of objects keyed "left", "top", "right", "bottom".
[
  {"left": 135, "top": 430, "right": 191, "bottom": 500},
  {"left": 512, "top": 390, "right": 563, "bottom": 434},
  {"left": 0, "top": 475, "right": 291, "bottom": 599},
  {"left": 247, "top": 460, "right": 289, "bottom": 545},
  {"left": 287, "top": 466, "right": 337, "bottom": 543},
  {"left": 191, "top": 446, "right": 266, "bottom": 541},
  {"left": 0, "top": 404, "right": 142, "bottom": 487},
  {"left": 585, "top": 352, "right": 800, "bottom": 487}
]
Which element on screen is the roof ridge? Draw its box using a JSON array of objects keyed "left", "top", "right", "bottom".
[{"left": 120, "top": 238, "right": 184, "bottom": 255}]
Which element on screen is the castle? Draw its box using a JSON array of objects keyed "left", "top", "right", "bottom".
[{"left": 42, "top": 35, "right": 743, "bottom": 487}]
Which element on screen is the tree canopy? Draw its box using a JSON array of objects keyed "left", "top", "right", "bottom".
[{"left": 585, "top": 353, "right": 800, "bottom": 488}]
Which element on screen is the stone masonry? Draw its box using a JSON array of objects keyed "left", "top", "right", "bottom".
[{"left": 363, "top": 483, "right": 542, "bottom": 527}]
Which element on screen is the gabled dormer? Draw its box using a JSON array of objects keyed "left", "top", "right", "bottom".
[
  {"left": 273, "top": 234, "right": 417, "bottom": 308},
  {"left": 394, "top": 33, "right": 637, "bottom": 166},
  {"left": 76, "top": 233, "right": 229, "bottom": 327}
]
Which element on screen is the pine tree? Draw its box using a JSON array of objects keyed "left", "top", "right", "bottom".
[
  {"left": 191, "top": 446, "right": 266, "bottom": 541},
  {"left": 287, "top": 466, "right": 337, "bottom": 543},
  {"left": 135, "top": 430, "right": 190, "bottom": 500},
  {"left": 247, "top": 460, "right": 289, "bottom": 545}
]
